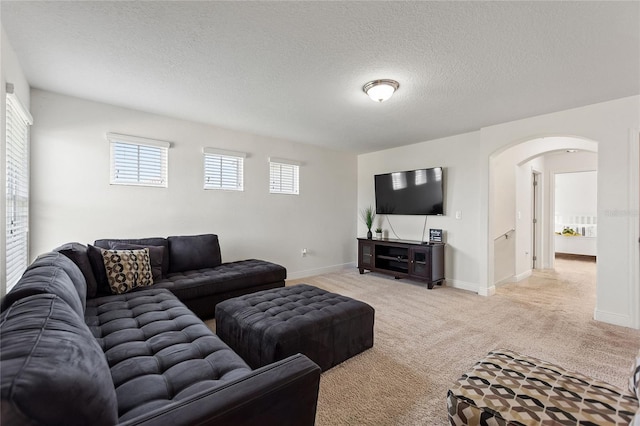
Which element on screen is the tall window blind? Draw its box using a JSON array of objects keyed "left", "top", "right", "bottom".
[
  {"left": 5, "top": 87, "right": 33, "bottom": 291},
  {"left": 203, "top": 148, "right": 245, "bottom": 191},
  {"left": 107, "top": 133, "right": 170, "bottom": 187},
  {"left": 269, "top": 157, "right": 300, "bottom": 195}
]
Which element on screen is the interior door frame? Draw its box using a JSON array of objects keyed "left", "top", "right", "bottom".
[
  {"left": 630, "top": 129, "right": 640, "bottom": 328},
  {"left": 532, "top": 170, "right": 542, "bottom": 269}
]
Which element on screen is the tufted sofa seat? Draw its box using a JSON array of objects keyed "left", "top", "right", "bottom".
[
  {"left": 85, "top": 288, "right": 252, "bottom": 422},
  {"left": 154, "top": 259, "right": 287, "bottom": 317},
  {"left": 1, "top": 252, "right": 321, "bottom": 426}
]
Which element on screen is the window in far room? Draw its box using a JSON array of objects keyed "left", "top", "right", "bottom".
[
  {"left": 5, "top": 84, "right": 33, "bottom": 291},
  {"left": 269, "top": 158, "right": 300, "bottom": 195},
  {"left": 203, "top": 148, "right": 245, "bottom": 191},
  {"left": 107, "top": 133, "right": 170, "bottom": 187}
]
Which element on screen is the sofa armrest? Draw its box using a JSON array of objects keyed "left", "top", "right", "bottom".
[{"left": 121, "top": 354, "right": 321, "bottom": 426}]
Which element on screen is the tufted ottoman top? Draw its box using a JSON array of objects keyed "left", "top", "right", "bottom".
[
  {"left": 85, "top": 288, "right": 251, "bottom": 422},
  {"left": 215, "top": 284, "right": 375, "bottom": 371}
]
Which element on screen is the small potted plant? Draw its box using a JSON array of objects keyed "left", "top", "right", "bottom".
[
  {"left": 375, "top": 227, "right": 383, "bottom": 239},
  {"left": 360, "top": 206, "right": 375, "bottom": 239}
]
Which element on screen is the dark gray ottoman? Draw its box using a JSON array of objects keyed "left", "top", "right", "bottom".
[{"left": 215, "top": 284, "right": 375, "bottom": 371}]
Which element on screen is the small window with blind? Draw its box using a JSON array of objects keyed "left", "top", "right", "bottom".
[
  {"left": 269, "top": 157, "right": 300, "bottom": 195},
  {"left": 5, "top": 84, "right": 33, "bottom": 291},
  {"left": 203, "top": 148, "right": 245, "bottom": 191},
  {"left": 107, "top": 133, "right": 170, "bottom": 187}
]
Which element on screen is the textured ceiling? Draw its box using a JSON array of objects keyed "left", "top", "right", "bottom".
[{"left": 1, "top": 1, "right": 638, "bottom": 153}]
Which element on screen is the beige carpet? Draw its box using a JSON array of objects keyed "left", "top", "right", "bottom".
[{"left": 210, "top": 258, "right": 640, "bottom": 425}]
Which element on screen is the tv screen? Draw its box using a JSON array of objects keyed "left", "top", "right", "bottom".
[{"left": 375, "top": 167, "right": 444, "bottom": 215}]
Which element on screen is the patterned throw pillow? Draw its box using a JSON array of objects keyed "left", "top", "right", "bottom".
[
  {"left": 109, "top": 243, "right": 164, "bottom": 282},
  {"left": 101, "top": 248, "right": 153, "bottom": 294}
]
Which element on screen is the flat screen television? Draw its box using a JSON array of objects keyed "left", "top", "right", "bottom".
[{"left": 374, "top": 167, "right": 444, "bottom": 215}]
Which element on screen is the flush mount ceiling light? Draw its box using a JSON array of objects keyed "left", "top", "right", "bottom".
[{"left": 363, "top": 79, "right": 399, "bottom": 103}]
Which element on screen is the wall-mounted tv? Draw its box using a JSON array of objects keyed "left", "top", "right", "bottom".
[{"left": 375, "top": 167, "right": 444, "bottom": 215}]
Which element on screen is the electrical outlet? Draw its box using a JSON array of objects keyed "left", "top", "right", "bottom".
[
  {"left": 455, "top": 211, "right": 462, "bottom": 220},
  {"left": 301, "top": 248, "right": 307, "bottom": 257}
]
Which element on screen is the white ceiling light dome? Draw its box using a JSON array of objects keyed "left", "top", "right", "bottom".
[{"left": 363, "top": 79, "right": 400, "bottom": 103}]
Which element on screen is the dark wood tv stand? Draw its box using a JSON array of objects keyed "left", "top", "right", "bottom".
[{"left": 357, "top": 238, "right": 445, "bottom": 289}]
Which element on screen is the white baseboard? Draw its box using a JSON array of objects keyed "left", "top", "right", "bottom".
[
  {"left": 446, "top": 279, "right": 495, "bottom": 296},
  {"left": 494, "top": 276, "right": 514, "bottom": 287},
  {"left": 594, "top": 308, "right": 633, "bottom": 329},
  {"left": 446, "top": 279, "right": 479, "bottom": 293},
  {"left": 447, "top": 280, "right": 496, "bottom": 296},
  {"left": 494, "top": 270, "right": 532, "bottom": 287},
  {"left": 478, "top": 285, "right": 496, "bottom": 297},
  {"left": 287, "top": 262, "right": 356, "bottom": 280},
  {"left": 514, "top": 270, "right": 532, "bottom": 282}
]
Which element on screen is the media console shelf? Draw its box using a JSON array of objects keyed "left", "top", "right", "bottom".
[{"left": 357, "top": 238, "right": 445, "bottom": 289}]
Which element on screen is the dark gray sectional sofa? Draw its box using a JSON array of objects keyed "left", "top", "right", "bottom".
[
  {"left": 1, "top": 235, "right": 321, "bottom": 425},
  {"left": 65, "top": 234, "right": 287, "bottom": 318}
]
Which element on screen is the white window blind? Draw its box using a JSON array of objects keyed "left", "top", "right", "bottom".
[
  {"left": 107, "top": 133, "right": 170, "bottom": 187},
  {"left": 203, "top": 148, "right": 245, "bottom": 191},
  {"left": 5, "top": 87, "right": 33, "bottom": 291},
  {"left": 269, "top": 157, "right": 300, "bottom": 195}
]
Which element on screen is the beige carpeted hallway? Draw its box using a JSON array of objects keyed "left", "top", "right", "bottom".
[{"left": 283, "top": 257, "right": 640, "bottom": 425}]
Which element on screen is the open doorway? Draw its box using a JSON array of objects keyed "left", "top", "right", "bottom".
[
  {"left": 490, "top": 136, "right": 598, "bottom": 288},
  {"left": 553, "top": 170, "right": 597, "bottom": 261}
]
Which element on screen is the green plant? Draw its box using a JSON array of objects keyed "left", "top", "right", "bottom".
[
  {"left": 375, "top": 227, "right": 383, "bottom": 233},
  {"left": 360, "top": 206, "right": 375, "bottom": 230},
  {"left": 561, "top": 227, "right": 578, "bottom": 236}
]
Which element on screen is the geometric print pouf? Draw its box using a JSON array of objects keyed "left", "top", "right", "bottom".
[{"left": 447, "top": 348, "right": 639, "bottom": 426}]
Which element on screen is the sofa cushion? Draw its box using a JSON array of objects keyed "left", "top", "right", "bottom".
[
  {"left": 156, "top": 259, "right": 286, "bottom": 301},
  {"left": 1, "top": 293, "right": 118, "bottom": 426},
  {"left": 88, "top": 244, "right": 111, "bottom": 296},
  {"left": 84, "top": 288, "right": 251, "bottom": 422},
  {"left": 110, "top": 243, "right": 164, "bottom": 282},
  {"left": 101, "top": 248, "right": 154, "bottom": 294},
  {"left": 55, "top": 242, "right": 99, "bottom": 298},
  {"left": 94, "top": 237, "right": 169, "bottom": 277},
  {"left": 168, "top": 234, "right": 222, "bottom": 273},
  {"left": 1, "top": 252, "right": 86, "bottom": 317}
]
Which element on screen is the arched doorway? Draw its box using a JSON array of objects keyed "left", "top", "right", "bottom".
[{"left": 488, "top": 136, "right": 598, "bottom": 287}]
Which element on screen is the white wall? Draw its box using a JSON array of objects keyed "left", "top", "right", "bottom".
[
  {"left": 491, "top": 146, "right": 547, "bottom": 284},
  {"left": 1, "top": 26, "right": 31, "bottom": 297},
  {"left": 491, "top": 153, "right": 516, "bottom": 284},
  {"left": 491, "top": 154, "right": 516, "bottom": 239},
  {"left": 491, "top": 137, "right": 598, "bottom": 274},
  {"left": 358, "top": 96, "right": 639, "bottom": 329},
  {"left": 358, "top": 131, "right": 482, "bottom": 292},
  {"left": 547, "top": 151, "right": 598, "bottom": 233},
  {"left": 479, "top": 96, "right": 639, "bottom": 328},
  {"left": 555, "top": 171, "right": 598, "bottom": 227},
  {"left": 489, "top": 146, "right": 546, "bottom": 285},
  {"left": 553, "top": 166, "right": 598, "bottom": 256},
  {"left": 547, "top": 152, "right": 598, "bottom": 257},
  {"left": 29, "top": 90, "right": 357, "bottom": 279}
]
